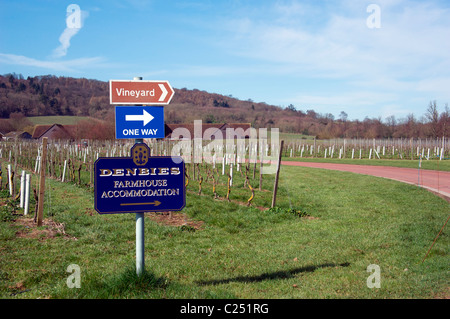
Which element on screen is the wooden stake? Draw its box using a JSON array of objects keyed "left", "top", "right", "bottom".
[
  {"left": 271, "top": 140, "right": 284, "bottom": 208},
  {"left": 37, "top": 137, "right": 48, "bottom": 227}
]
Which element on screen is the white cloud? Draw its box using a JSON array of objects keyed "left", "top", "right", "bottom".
[
  {"left": 0, "top": 53, "right": 105, "bottom": 72},
  {"left": 223, "top": 2, "right": 450, "bottom": 81},
  {"left": 52, "top": 27, "right": 82, "bottom": 58},
  {"left": 52, "top": 5, "right": 89, "bottom": 58},
  {"left": 211, "top": 0, "right": 450, "bottom": 118}
]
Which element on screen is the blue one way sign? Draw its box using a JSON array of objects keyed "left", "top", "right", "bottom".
[{"left": 115, "top": 106, "right": 165, "bottom": 139}]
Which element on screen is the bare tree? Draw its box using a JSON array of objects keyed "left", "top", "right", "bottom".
[{"left": 426, "top": 100, "right": 440, "bottom": 137}]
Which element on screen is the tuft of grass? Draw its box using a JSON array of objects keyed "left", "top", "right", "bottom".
[{"left": 267, "top": 206, "right": 310, "bottom": 218}]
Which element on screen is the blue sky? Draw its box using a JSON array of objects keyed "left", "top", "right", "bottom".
[{"left": 1, "top": 0, "right": 449, "bottom": 121}]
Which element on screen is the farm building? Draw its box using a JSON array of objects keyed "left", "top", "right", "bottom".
[
  {"left": 31, "top": 124, "right": 75, "bottom": 140},
  {"left": 3, "top": 131, "right": 32, "bottom": 140}
]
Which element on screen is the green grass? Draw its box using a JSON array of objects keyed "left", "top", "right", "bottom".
[
  {"left": 0, "top": 163, "right": 448, "bottom": 299},
  {"left": 282, "top": 156, "right": 450, "bottom": 172},
  {"left": 26, "top": 116, "right": 90, "bottom": 125}
]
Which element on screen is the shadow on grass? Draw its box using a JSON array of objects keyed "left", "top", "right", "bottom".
[{"left": 196, "top": 262, "right": 350, "bottom": 286}]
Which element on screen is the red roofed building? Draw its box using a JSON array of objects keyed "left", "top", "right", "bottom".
[{"left": 32, "top": 124, "right": 75, "bottom": 140}]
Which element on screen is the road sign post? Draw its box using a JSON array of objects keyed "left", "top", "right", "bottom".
[
  {"left": 100, "top": 76, "right": 178, "bottom": 277},
  {"left": 134, "top": 76, "right": 145, "bottom": 278}
]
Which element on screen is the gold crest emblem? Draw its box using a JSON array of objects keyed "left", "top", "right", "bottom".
[{"left": 131, "top": 143, "right": 149, "bottom": 166}]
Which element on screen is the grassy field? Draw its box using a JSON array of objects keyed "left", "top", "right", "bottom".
[
  {"left": 282, "top": 156, "right": 450, "bottom": 172},
  {"left": 26, "top": 116, "right": 90, "bottom": 125},
  {"left": 0, "top": 161, "right": 448, "bottom": 299}
]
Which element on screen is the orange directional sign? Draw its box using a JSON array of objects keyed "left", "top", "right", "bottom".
[{"left": 109, "top": 80, "right": 174, "bottom": 105}]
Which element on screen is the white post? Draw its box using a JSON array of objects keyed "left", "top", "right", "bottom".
[
  {"left": 8, "top": 164, "right": 12, "bottom": 196},
  {"left": 62, "top": 159, "right": 67, "bottom": 182},
  {"left": 369, "top": 148, "right": 372, "bottom": 159},
  {"left": 230, "top": 163, "right": 233, "bottom": 186},
  {"left": 136, "top": 212, "right": 145, "bottom": 276},
  {"left": 374, "top": 149, "right": 380, "bottom": 159},
  {"left": 35, "top": 156, "right": 41, "bottom": 173},
  {"left": 20, "top": 170, "right": 25, "bottom": 208},
  {"left": 352, "top": 149, "right": 355, "bottom": 159},
  {"left": 24, "top": 174, "right": 31, "bottom": 215}
]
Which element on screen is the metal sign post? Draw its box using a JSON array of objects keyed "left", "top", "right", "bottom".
[
  {"left": 134, "top": 77, "right": 145, "bottom": 277},
  {"left": 97, "top": 76, "right": 181, "bottom": 277}
]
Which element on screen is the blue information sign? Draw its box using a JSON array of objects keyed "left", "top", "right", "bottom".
[
  {"left": 94, "top": 143, "right": 185, "bottom": 214},
  {"left": 115, "top": 106, "right": 165, "bottom": 139}
]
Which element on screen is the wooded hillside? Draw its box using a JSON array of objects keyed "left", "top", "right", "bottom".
[{"left": 0, "top": 73, "right": 448, "bottom": 139}]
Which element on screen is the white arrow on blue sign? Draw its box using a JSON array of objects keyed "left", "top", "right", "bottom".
[
  {"left": 126, "top": 109, "right": 154, "bottom": 126},
  {"left": 115, "top": 106, "right": 165, "bottom": 139}
]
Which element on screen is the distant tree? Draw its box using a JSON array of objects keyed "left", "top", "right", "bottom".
[
  {"left": 8, "top": 74, "right": 14, "bottom": 86},
  {"left": 339, "top": 111, "right": 348, "bottom": 122},
  {"left": 385, "top": 115, "right": 397, "bottom": 138},
  {"left": 16, "top": 82, "right": 26, "bottom": 92},
  {"left": 426, "top": 100, "right": 439, "bottom": 137},
  {"left": 306, "top": 109, "right": 317, "bottom": 119},
  {"left": 8, "top": 112, "right": 32, "bottom": 131},
  {"left": 205, "top": 114, "right": 216, "bottom": 123},
  {"left": 213, "top": 99, "right": 230, "bottom": 108},
  {"left": 438, "top": 103, "right": 449, "bottom": 138},
  {"left": 286, "top": 104, "right": 296, "bottom": 112}
]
